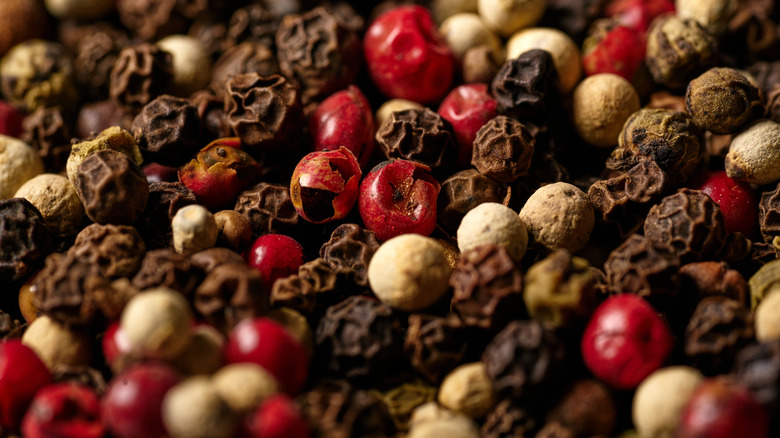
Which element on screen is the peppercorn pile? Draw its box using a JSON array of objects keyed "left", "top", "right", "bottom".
[{"left": 2, "top": 0, "right": 780, "bottom": 436}]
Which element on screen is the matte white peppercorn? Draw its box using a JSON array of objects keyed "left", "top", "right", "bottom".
[
  {"left": 438, "top": 362, "right": 495, "bottom": 419},
  {"left": 172, "top": 204, "right": 219, "bottom": 254},
  {"left": 14, "top": 173, "right": 85, "bottom": 237},
  {"left": 675, "top": 0, "right": 738, "bottom": 36},
  {"left": 213, "top": 363, "right": 279, "bottom": 415},
  {"left": 376, "top": 99, "right": 424, "bottom": 126},
  {"left": 478, "top": 0, "right": 546, "bottom": 37},
  {"left": 120, "top": 287, "right": 193, "bottom": 360},
  {"left": 506, "top": 28, "right": 582, "bottom": 94},
  {"left": 432, "top": 0, "right": 477, "bottom": 23},
  {"left": 0, "top": 134, "right": 43, "bottom": 199},
  {"left": 457, "top": 202, "right": 528, "bottom": 261},
  {"left": 632, "top": 366, "right": 703, "bottom": 438},
  {"left": 519, "top": 182, "right": 594, "bottom": 252},
  {"left": 440, "top": 13, "right": 501, "bottom": 61},
  {"left": 725, "top": 119, "right": 780, "bottom": 185},
  {"left": 572, "top": 74, "right": 640, "bottom": 148},
  {"left": 755, "top": 288, "right": 780, "bottom": 342},
  {"left": 368, "top": 234, "right": 452, "bottom": 312},
  {"left": 44, "top": 0, "right": 115, "bottom": 20},
  {"left": 157, "top": 35, "right": 213, "bottom": 97},
  {"left": 408, "top": 402, "right": 481, "bottom": 438},
  {"left": 22, "top": 314, "right": 92, "bottom": 369},
  {"left": 162, "top": 376, "right": 237, "bottom": 438}
]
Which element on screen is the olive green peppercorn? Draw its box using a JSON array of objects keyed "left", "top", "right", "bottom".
[{"left": 686, "top": 67, "right": 762, "bottom": 134}]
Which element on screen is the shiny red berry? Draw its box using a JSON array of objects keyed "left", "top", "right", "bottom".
[
  {"left": 224, "top": 318, "right": 309, "bottom": 395},
  {"left": 290, "top": 146, "right": 362, "bottom": 224},
  {"left": 244, "top": 394, "right": 309, "bottom": 438},
  {"left": 143, "top": 163, "right": 179, "bottom": 183},
  {"left": 358, "top": 159, "right": 440, "bottom": 241},
  {"left": 438, "top": 84, "right": 497, "bottom": 166},
  {"left": 677, "top": 377, "right": 768, "bottom": 438},
  {"left": 605, "top": 0, "right": 676, "bottom": 33},
  {"left": 689, "top": 170, "right": 759, "bottom": 238},
  {"left": 363, "top": 5, "right": 455, "bottom": 103},
  {"left": 0, "top": 340, "right": 52, "bottom": 431},
  {"left": 245, "top": 234, "right": 305, "bottom": 292},
  {"left": 582, "top": 24, "right": 646, "bottom": 81},
  {"left": 22, "top": 383, "right": 103, "bottom": 438},
  {"left": 310, "top": 86, "right": 375, "bottom": 168},
  {"left": 581, "top": 294, "right": 672, "bottom": 390}
]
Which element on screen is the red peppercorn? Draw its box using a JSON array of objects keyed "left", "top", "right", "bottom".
[
  {"left": 605, "top": 0, "right": 676, "bottom": 33},
  {"left": 582, "top": 25, "right": 646, "bottom": 81},
  {"left": 358, "top": 159, "right": 440, "bottom": 241},
  {"left": 363, "top": 5, "right": 456, "bottom": 104},
  {"left": 245, "top": 234, "right": 305, "bottom": 292},
  {"left": 244, "top": 394, "right": 310, "bottom": 438},
  {"left": 22, "top": 383, "right": 103, "bottom": 438},
  {"left": 101, "top": 362, "right": 180, "bottom": 438},
  {"left": 677, "top": 377, "right": 768, "bottom": 438},
  {"left": 310, "top": 85, "right": 375, "bottom": 168},
  {"left": 689, "top": 170, "right": 759, "bottom": 238},
  {"left": 224, "top": 317, "right": 309, "bottom": 395},
  {"left": 143, "top": 163, "right": 179, "bottom": 183},
  {"left": 101, "top": 322, "right": 131, "bottom": 369},
  {"left": 581, "top": 294, "right": 672, "bottom": 390},
  {"left": 0, "top": 340, "right": 52, "bottom": 432},
  {"left": 290, "top": 146, "right": 362, "bottom": 224},
  {"left": 0, "top": 100, "right": 24, "bottom": 138},
  {"left": 438, "top": 83, "right": 498, "bottom": 166}
]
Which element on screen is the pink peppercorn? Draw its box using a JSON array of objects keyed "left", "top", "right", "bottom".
[
  {"left": 310, "top": 85, "right": 375, "bottom": 168},
  {"left": 438, "top": 83, "right": 498, "bottom": 166}
]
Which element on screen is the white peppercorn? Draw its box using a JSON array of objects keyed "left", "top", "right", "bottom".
[
  {"left": 21, "top": 314, "right": 92, "bottom": 369},
  {"left": 44, "top": 0, "right": 115, "bottom": 20},
  {"left": 162, "top": 376, "right": 237, "bottom": 438},
  {"left": 172, "top": 204, "right": 219, "bottom": 255},
  {"left": 157, "top": 35, "right": 213, "bottom": 98},
  {"left": 725, "top": 119, "right": 780, "bottom": 185},
  {"left": 171, "top": 325, "right": 224, "bottom": 377},
  {"left": 457, "top": 202, "right": 528, "bottom": 261},
  {"left": 408, "top": 402, "right": 481, "bottom": 438},
  {"left": 431, "top": 0, "right": 478, "bottom": 23},
  {"left": 438, "top": 362, "right": 495, "bottom": 419},
  {"left": 478, "top": 0, "right": 546, "bottom": 37},
  {"left": 440, "top": 13, "right": 501, "bottom": 61},
  {"left": 675, "top": 0, "right": 738, "bottom": 36},
  {"left": 572, "top": 74, "right": 640, "bottom": 148},
  {"left": 0, "top": 134, "right": 44, "bottom": 199},
  {"left": 120, "top": 287, "right": 193, "bottom": 361},
  {"left": 519, "top": 182, "right": 595, "bottom": 252},
  {"left": 213, "top": 363, "right": 279, "bottom": 415},
  {"left": 14, "top": 173, "right": 85, "bottom": 237},
  {"left": 632, "top": 366, "right": 703, "bottom": 438}
]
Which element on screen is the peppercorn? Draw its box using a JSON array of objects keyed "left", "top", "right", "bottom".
[
  {"left": 457, "top": 202, "right": 528, "bottom": 262},
  {"left": 120, "top": 287, "right": 193, "bottom": 361},
  {"left": 0, "top": 135, "right": 44, "bottom": 200},
  {"left": 471, "top": 115, "right": 535, "bottom": 183},
  {"left": 685, "top": 67, "right": 762, "bottom": 134},
  {"left": 519, "top": 182, "right": 595, "bottom": 253},
  {"left": 376, "top": 99, "right": 424, "bottom": 127},
  {"left": 66, "top": 126, "right": 144, "bottom": 189},
  {"left": 21, "top": 315, "right": 92, "bottom": 369},
  {"left": 676, "top": 0, "right": 738, "bottom": 36},
  {"left": 645, "top": 15, "right": 717, "bottom": 90},
  {"left": 506, "top": 27, "right": 582, "bottom": 94},
  {"left": 478, "top": 0, "right": 546, "bottom": 37},
  {"left": 439, "top": 13, "right": 501, "bottom": 61},
  {"left": 14, "top": 173, "right": 85, "bottom": 238},
  {"left": 438, "top": 362, "right": 496, "bottom": 419},
  {"left": 632, "top": 366, "right": 704, "bottom": 438},
  {"left": 572, "top": 73, "right": 640, "bottom": 148},
  {"left": 162, "top": 376, "right": 236, "bottom": 438},
  {"left": 749, "top": 259, "right": 780, "bottom": 309},
  {"left": 156, "top": 35, "right": 213, "bottom": 97},
  {"left": 408, "top": 402, "right": 481, "bottom": 438},
  {"left": 212, "top": 363, "right": 278, "bottom": 415},
  {"left": 726, "top": 119, "right": 780, "bottom": 184}
]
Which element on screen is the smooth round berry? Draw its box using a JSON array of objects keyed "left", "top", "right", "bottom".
[
  {"left": 689, "top": 170, "right": 759, "bottom": 238},
  {"left": 438, "top": 83, "right": 497, "bottom": 166},
  {"left": 245, "top": 234, "right": 305, "bottom": 292},
  {"left": 0, "top": 340, "right": 52, "bottom": 431},
  {"left": 310, "top": 86, "right": 375, "bottom": 168}
]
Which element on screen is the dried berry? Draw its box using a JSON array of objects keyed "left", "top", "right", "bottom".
[
  {"left": 276, "top": 6, "right": 363, "bottom": 103},
  {"left": 463, "top": 45, "right": 501, "bottom": 85},
  {"left": 131, "top": 95, "right": 202, "bottom": 167},
  {"left": 505, "top": 27, "right": 582, "bottom": 94},
  {"left": 404, "top": 314, "right": 468, "bottom": 384},
  {"left": 518, "top": 182, "right": 594, "bottom": 253},
  {"left": 134, "top": 181, "right": 198, "bottom": 250},
  {"left": 116, "top": 0, "right": 192, "bottom": 41},
  {"left": 371, "top": 381, "right": 437, "bottom": 431},
  {"left": 72, "top": 24, "right": 129, "bottom": 100},
  {"left": 109, "top": 43, "right": 173, "bottom": 112},
  {"left": 0, "top": 40, "right": 77, "bottom": 112},
  {"left": 471, "top": 116, "right": 535, "bottom": 183},
  {"left": 450, "top": 244, "right": 525, "bottom": 330},
  {"left": 131, "top": 249, "right": 203, "bottom": 296},
  {"left": 572, "top": 73, "right": 640, "bottom": 148},
  {"left": 21, "top": 106, "right": 72, "bottom": 173},
  {"left": 491, "top": 49, "right": 560, "bottom": 121},
  {"left": 190, "top": 247, "right": 245, "bottom": 273},
  {"left": 0, "top": 198, "right": 53, "bottom": 284},
  {"left": 210, "top": 41, "right": 279, "bottom": 96},
  {"left": 315, "top": 295, "right": 403, "bottom": 382},
  {"left": 375, "top": 108, "right": 456, "bottom": 170},
  {"left": 290, "top": 147, "right": 362, "bottom": 224},
  {"left": 437, "top": 169, "right": 511, "bottom": 237},
  {"left": 234, "top": 182, "right": 306, "bottom": 239},
  {"left": 481, "top": 400, "right": 537, "bottom": 438},
  {"left": 33, "top": 252, "right": 107, "bottom": 327},
  {"left": 645, "top": 15, "right": 717, "bottom": 89},
  {"left": 678, "top": 261, "right": 749, "bottom": 304},
  {"left": 644, "top": 188, "right": 729, "bottom": 263},
  {"left": 271, "top": 258, "right": 342, "bottom": 315},
  {"left": 319, "top": 223, "right": 380, "bottom": 289},
  {"left": 482, "top": 320, "right": 565, "bottom": 403},
  {"left": 224, "top": 73, "right": 302, "bottom": 153},
  {"left": 685, "top": 296, "right": 754, "bottom": 375},
  {"left": 686, "top": 67, "right": 762, "bottom": 134},
  {"left": 70, "top": 224, "right": 145, "bottom": 279},
  {"left": 225, "top": 4, "right": 277, "bottom": 49},
  {"left": 194, "top": 262, "right": 268, "bottom": 335},
  {"left": 546, "top": 379, "right": 615, "bottom": 437}
]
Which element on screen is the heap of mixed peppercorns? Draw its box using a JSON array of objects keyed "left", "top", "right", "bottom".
[{"left": 2, "top": 0, "right": 780, "bottom": 437}]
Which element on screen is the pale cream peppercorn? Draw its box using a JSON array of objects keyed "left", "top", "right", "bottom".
[
  {"left": 44, "top": 0, "right": 115, "bottom": 20},
  {"left": 172, "top": 204, "right": 219, "bottom": 254},
  {"left": 0, "top": 134, "right": 43, "bottom": 199},
  {"left": 675, "top": 0, "right": 738, "bottom": 36},
  {"left": 572, "top": 74, "right": 640, "bottom": 148},
  {"left": 22, "top": 315, "right": 92, "bottom": 369},
  {"left": 431, "top": 0, "right": 477, "bottom": 23},
  {"left": 519, "top": 182, "right": 594, "bottom": 252},
  {"left": 506, "top": 28, "right": 582, "bottom": 94},
  {"left": 171, "top": 325, "right": 224, "bottom": 376},
  {"left": 457, "top": 202, "right": 528, "bottom": 261},
  {"left": 213, "top": 363, "right": 279, "bottom": 415},
  {"left": 755, "top": 288, "right": 780, "bottom": 342},
  {"left": 408, "top": 402, "right": 481, "bottom": 438},
  {"left": 120, "top": 287, "right": 193, "bottom": 361},
  {"left": 725, "top": 119, "right": 780, "bottom": 185},
  {"left": 368, "top": 234, "right": 452, "bottom": 312},
  {"left": 14, "top": 173, "right": 85, "bottom": 237},
  {"left": 163, "top": 376, "right": 237, "bottom": 438},
  {"left": 440, "top": 14, "right": 501, "bottom": 61},
  {"left": 157, "top": 35, "right": 213, "bottom": 97},
  {"left": 437, "top": 362, "right": 495, "bottom": 419},
  {"left": 66, "top": 126, "right": 143, "bottom": 188},
  {"left": 632, "top": 366, "right": 703, "bottom": 438},
  {"left": 478, "top": 0, "right": 546, "bottom": 37},
  {"left": 376, "top": 99, "right": 424, "bottom": 126}
]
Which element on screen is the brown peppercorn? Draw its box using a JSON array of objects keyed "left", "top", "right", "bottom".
[
  {"left": 319, "top": 223, "right": 380, "bottom": 289},
  {"left": 70, "top": 224, "right": 146, "bottom": 279},
  {"left": 271, "top": 258, "right": 342, "bottom": 315},
  {"left": 523, "top": 250, "right": 597, "bottom": 329},
  {"left": 225, "top": 4, "right": 278, "bottom": 49},
  {"left": 645, "top": 15, "right": 717, "bottom": 90},
  {"left": 276, "top": 6, "right": 363, "bottom": 104},
  {"left": 134, "top": 181, "right": 198, "bottom": 250},
  {"left": 190, "top": 91, "right": 232, "bottom": 140},
  {"left": 131, "top": 95, "right": 202, "bottom": 167},
  {"left": 450, "top": 244, "right": 525, "bottom": 330},
  {"left": 624, "top": 159, "right": 671, "bottom": 204},
  {"left": 404, "top": 314, "right": 468, "bottom": 384},
  {"left": 213, "top": 210, "right": 252, "bottom": 252},
  {"left": 131, "top": 248, "right": 203, "bottom": 297},
  {"left": 210, "top": 41, "right": 280, "bottom": 96},
  {"left": 315, "top": 295, "right": 403, "bottom": 382},
  {"left": 296, "top": 380, "right": 396, "bottom": 438},
  {"left": 0, "top": 0, "right": 49, "bottom": 58},
  {"left": 0, "top": 198, "right": 53, "bottom": 284},
  {"left": 462, "top": 45, "right": 501, "bottom": 85},
  {"left": 21, "top": 106, "right": 72, "bottom": 173},
  {"left": 685, "top": 296, "right": 754, "bottom": 375},
  {"left": 482, "top": 319, "right": 566, "bottom": 403},
  {"left": 546, "top": 379, "right": 615, "bottom": 437},
  {"left": 0, "top": 310, "right": 23, "bottom": 340},
  {"left": 644, "top": 188, "right": 729, "bottom": 263},
  {"left": 376, "top": 108, "right": 456, "bottom": 170},
  {"left": 116, "top": 0, "right": 189, "bottom": 41},
  {"left": 686, "top": 67, "right": 763, "bottom": 134},
  {"left": 109, "top": 43, "right": 174, "bottom": 112},
  {"left": 678, "top": 261, "right": 749, "bottom": 304},
  {"left": 194, "top": 262, "right": 268, "bottom": 335},
  {"left": 371, "top": 381, "right": 437, "bottom": 431},
  {"left": 646, "top": 91, "right": 689, "bottom": 113},
  {"left": 75, "top": 149, "right": 149, "bottom": 225},
  {"left": 72, "top": 24, "right": 129, "bottom": 101},
  {"left": 604, "top": 234, "right": 681, "bottom": 308},
  {"left": 75, "top": 100, "right": 134, "bottom": 139},
  {"left": 224, "top": 73, "right": 302, "bottom": 153},
  {"left": 190, "top": 247, "right": 245, "bottom": 274},
  {"left": 759, "top": 182, "right": 780, "bottom": 246},
  {"left": 471, "top": 116, "right": 535, "bottom": 183},
  {"left": 437, "top": 169, "right": 511, "bottom": 237},
  {"left": 234, "top": 182, "right": 306, "bottom": 239},
  {"left": 491, "top": 49, "right": 560, "bottom": 121},
  {"left": 51, "top": 365, "right": 107, "bottom": 395},
  {"left": 481, "top": 399, "right": 537, "bottom": 438},
  {"left": 607, "top": 108, "right": 704, "bottom": 185},
  {"left": 588, "top": 173, "right": 644, "bottom": 238}
]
